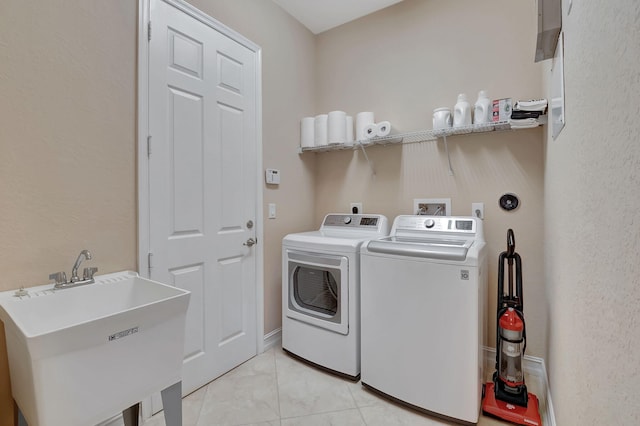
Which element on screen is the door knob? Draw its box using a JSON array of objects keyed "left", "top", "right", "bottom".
[{"left": 243, "top": 237, "right": 256, "bottom": 247}]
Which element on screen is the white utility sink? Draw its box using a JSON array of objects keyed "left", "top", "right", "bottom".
[{"left": 0, "top": 271, "right": 190, "bottom": 426}]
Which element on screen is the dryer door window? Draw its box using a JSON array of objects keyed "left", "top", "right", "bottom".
[
  {"left": 292, "top": 266, "right": 340, "bottom": 319},
  {"left": 285, "top": 250, "right": 349, "bottom": 335}
]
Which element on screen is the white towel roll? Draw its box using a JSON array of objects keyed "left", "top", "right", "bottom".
[
  {"left": 328, "top": 110, "right": 347, "bottom": 144},
  {"left": 300, "top": 117, "right": 315, "bottom": 148},
  {"left": 376, "top": 121, "right": 392, "bottom": 137},
  {"left": 356, "top": 111, "right": 375, "bottom": 141},
  {"left": 345, "top": 116, "right": 354, "bottom": 144},
  {"left": 363, "top": 123, "right": 377, "bottom": 141},
  {"left": 314, "top": 114, "right": 328, "bottom": 146}
]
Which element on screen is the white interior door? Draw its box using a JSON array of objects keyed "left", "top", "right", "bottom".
[{"left": 146, "top": 0, "right": 259, "bottom": 402}]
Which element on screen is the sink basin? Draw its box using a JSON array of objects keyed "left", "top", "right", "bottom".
[{"left": 0, "top": 271, "right": 190, "bottom": 426}]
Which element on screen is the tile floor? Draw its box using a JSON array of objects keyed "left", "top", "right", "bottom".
[{"left": 143, "top": 346, "right": 545, "bottom": 426}]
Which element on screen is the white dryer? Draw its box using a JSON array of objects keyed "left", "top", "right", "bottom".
[
  {"left": 282, "top": 213, "right": 389, "bottom": 380},
  {"left": 360, "top": 215, "right": 487, "bottom": 424}
]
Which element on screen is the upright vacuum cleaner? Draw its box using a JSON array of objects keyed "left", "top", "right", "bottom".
[{"left": 482, "top": 229, "right": 542, "bottom": 426}]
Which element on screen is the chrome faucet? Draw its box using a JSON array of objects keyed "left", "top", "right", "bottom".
[
  {"left": 71, "top": 249, "right": 92, "bottom": 283},
  {"left": 49, "top": 249, "right": 98, "bottom": 290}
]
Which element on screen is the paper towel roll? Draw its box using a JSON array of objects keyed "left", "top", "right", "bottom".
[
  {"left": 314, "top": 114, "right": 328, "bottom": 146},
  {"left": 363, "top": 123, "right": 377, "bottom": 141},
  {"left": 345, "top": 116, "right": 354, "bottom": 144},
  {"left": 300, "top": 117, "right": 315, "bottom": 148},
  {"left": 376, "top": 121, "right": 392, "bottom": 137},
  {"left": 356, "top": 112, "right": 375, "bottom": 141},
  {"left": 328, "top": 110, "right": 347, "bottom": 144}
]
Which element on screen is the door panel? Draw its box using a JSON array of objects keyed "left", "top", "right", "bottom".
[
  {"left": 168, "top": 88, "right": 204, "bottom": 234},
  {"left": 170, "top": 264, "right": 205, "bottom": 361},
  {"left": 147, "top": 0, "right": 258, "bottom": 406},
  {"left": 220, "top": 256, "right": 245, "bottom": 342},
  {"left": 219, "top": 103, "right": 245, "bottom": 227},
  {"left": 169, "top": 30, "right": 203, "bottom": 78}
]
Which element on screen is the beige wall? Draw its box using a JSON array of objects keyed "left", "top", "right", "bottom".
[
  {"left": 314, "top": 0, "right": 547, "bottom": 356},
  {"left": 0, "top": 2, "right": 138, "bottom": 295},
  {"left": 0, "top": 1, "right": 137, "bottom": 422},
  {"left": 0, "top": 0, "right": 316, "bottom": 423},
  {"left": 544, "top": 1, "right": 640, "bottom": 424}
]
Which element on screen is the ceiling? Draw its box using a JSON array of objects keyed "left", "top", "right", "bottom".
[{"left": 272, "top": 0, "right": 405, "bottom": 34}]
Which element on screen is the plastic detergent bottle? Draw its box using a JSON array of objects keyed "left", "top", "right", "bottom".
[
  {"left": 474, "top": 90, "right": 491, "bottom": 124},
  {"left": 453, "top": 93, "right": 471, "bottom": 128}
]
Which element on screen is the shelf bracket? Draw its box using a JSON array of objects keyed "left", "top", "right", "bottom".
[
  {"left": 357, "top": 142, "right": 376, "bottom": 176},
  {"left": 442, "top": 135, "right": 454, "bottom": 176}
]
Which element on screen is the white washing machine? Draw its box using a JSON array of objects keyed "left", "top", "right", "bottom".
[
  {"left": 282, "top": 213, "right": 389, "bottom": 380},
  {"left": 360, "top": 215, "right": 487, "bottom": 424}
]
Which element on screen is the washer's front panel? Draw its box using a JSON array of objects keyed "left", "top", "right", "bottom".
[{"left": 360, "top": 250, "right": 482, "bottom": 423}]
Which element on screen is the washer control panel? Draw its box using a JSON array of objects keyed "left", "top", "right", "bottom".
[{"left": 392, "top": 215, "right": 477, "bottom": 234}]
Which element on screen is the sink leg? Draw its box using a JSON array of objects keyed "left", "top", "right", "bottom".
[
  {"left": 161, "top": 381, "right": 182, "bottom": 426},
  {"left": 122, "top": 402, "right": 140, "bottom": 426},
  {"left": 13, "top": 401, "right": 27, "bottom": 426},
  {"left": 17, "top": 411, "right": 27, "bottom": 426}
]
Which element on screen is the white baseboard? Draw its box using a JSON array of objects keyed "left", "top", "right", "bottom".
[
  {"left": 263, "top": 327, "right": 281, "bottom": 352},
  {"left": 482, "top": 347, "right": 556, "bottom": 426}
]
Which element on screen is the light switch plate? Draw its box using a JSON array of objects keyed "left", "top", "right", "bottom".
[{"left": 265, "top": 169, "right": 280, "bottom": 185}]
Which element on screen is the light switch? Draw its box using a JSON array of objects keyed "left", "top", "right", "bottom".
[{"left": 268, "top": 203, "right": 276, "bottom": 219}]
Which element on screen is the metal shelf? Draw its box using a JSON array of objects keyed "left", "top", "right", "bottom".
[
  {"left": 298, "top": 117, "right": 545, "bottom": 176},
  {"left": 297, "top": 120, "right": 519, "bottom": 154}
]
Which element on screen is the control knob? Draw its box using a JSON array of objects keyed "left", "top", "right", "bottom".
[
  {"left": 343, "top": 216, "right": 352, "bottom": 224},
  {"left": 424, "top": 218, "right": 435, "bottom": 228}
]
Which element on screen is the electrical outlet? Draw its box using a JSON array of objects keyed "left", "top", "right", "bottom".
[
  {"left": 350, "top": 202, "right": 363, "bottom": 214},
  {"left": 413, "top": 198, "right": 450, "bottom": 216},
  {"left": 472, "top": 202, "right": 484, "bottom": 219}
]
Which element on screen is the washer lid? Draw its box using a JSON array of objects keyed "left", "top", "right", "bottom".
[{"left": 366, "top": 236, "right": 474, "bottom": 261}]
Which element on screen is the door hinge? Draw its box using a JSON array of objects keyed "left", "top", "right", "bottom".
[
  {"left": 147, "top": 135, "right": 152, "bottom": 157},
  {"left": 147, "top": 21, "right": 152, "bottom": 41},
  {"left": 147, "top": 252, "right": 153, "bottom": 270}
]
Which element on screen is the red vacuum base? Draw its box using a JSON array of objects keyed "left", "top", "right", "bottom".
[{"left": 482, "top": 382, "right": 542, "bottom": 426}]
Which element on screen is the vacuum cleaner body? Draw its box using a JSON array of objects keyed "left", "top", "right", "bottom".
[{"left": 482, "top": 230, "right": 542, "bottom": 426}]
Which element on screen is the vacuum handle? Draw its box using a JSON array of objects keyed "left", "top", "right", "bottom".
[
  {"left": 507, "top": 229, "right": 515, "bottom": 257},
  {"left": 498, "top": 229, "right": 524, "bottom": 311}
]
